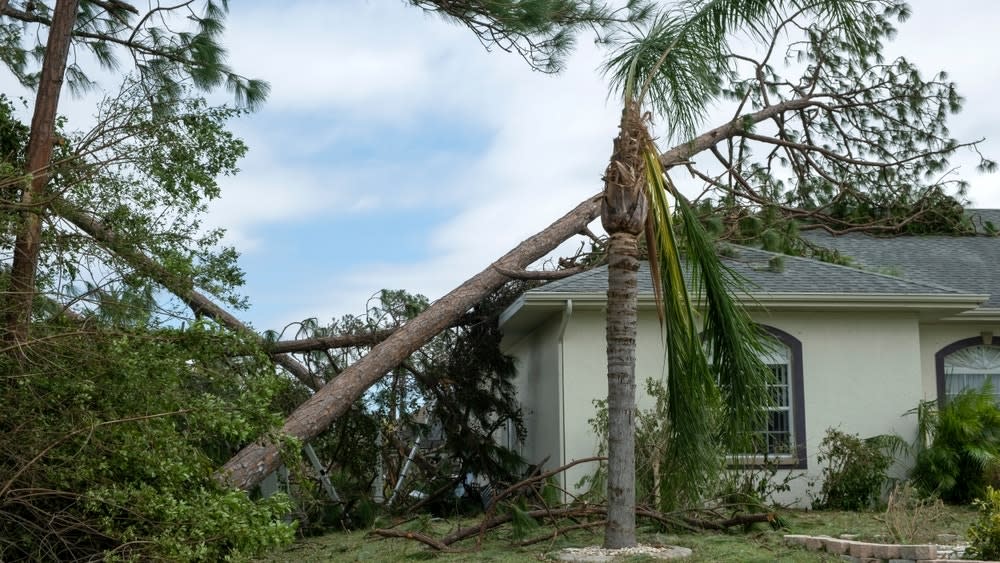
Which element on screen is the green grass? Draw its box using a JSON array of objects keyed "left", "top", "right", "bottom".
[{"left": 257, "top": 506, "right": 978, "bottom": 562}]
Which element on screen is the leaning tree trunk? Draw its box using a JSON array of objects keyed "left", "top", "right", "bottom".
[
  {"left": 4, "top": 0, "right": 80, "bottom": 345},
  {"left": 41, "top": 92, "right": 797, "bottom": 492},
  {"left": 55, "top": 200, "right": 323, "bottom": 391},
  {"left": 218, "top": 194, "right": 603, "bottom": 490},
  {"left": 600, "top": 102, "right": 650, "bottom": 549}
]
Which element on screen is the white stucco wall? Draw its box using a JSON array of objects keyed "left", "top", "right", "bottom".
[
  {"left": 513, "top": 306, "right": 930, "bottom": 507},
  {"left": 560, "top": 309, "right": 667, "bottom": 492},
  {"left": 751, "top": 311, "right": 924, "bottom": 505},
  {"left": 504, "top": 314, "right": 563, "bottom": 476}
]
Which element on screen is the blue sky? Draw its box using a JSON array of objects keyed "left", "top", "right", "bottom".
[{"left": 4, "top": 0, "right": 1000, "bottom": 332}]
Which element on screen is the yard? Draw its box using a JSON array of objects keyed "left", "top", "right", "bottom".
[{"left": 258, "top": 505, "right": 979, "bottom": 562}]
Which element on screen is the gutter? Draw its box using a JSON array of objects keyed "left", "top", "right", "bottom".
[
  {"left": 514, "top": 291, "right": 988, "bottom": 312},
  {"left": 939, "top": 308, "right": 1000, "bottom": 322},
  {"left": 556, "top": 298, "right": 572, "bottom": 495}
]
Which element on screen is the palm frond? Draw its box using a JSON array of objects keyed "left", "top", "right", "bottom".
[
  {"left": 671, "top": 186, "right": 773, "bottom": 453},
  {"left": 644, "top": 146, "right": 720, "bottom": 506},
  {"left": 603, "top": 0, "right": 888, "bottom": 141},
  {"left": 604, "top": 12, "right": 728, "bottom": 141},
  {"left": 644, "top": 143, "right": 774, "bottom": 500}
]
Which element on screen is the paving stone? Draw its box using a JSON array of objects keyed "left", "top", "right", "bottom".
[
  {"left": 899, "top": 545, "right": 936, "bottom": 560},
  {"left": 849, "top": 542, "right": 874, "bottom": 558},
  {"left": 824, "top": 539, "right": 850, "bottom": 555},
  {"left": 872, "top": 543, "right": 897, "bottom": 559},
  {"left": 804, "top": 536, "right": 825, "bottom": 551},
  {"left": 784, "top": 535, "right": 809, "bottom": 547}
]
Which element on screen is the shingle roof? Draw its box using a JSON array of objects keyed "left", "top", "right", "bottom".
[
  {"left": 534, "top": 245, "right": 967, "bottom": 297},
  {"left": 801, "top": 209, "right": 1000, "bottom": 308}
]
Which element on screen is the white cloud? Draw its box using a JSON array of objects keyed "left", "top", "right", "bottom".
[
  {"left": 222, "top": 1, "right": 497, "bottom": 122},
  {"left": 274, "top": 40, "right": 619, "bottom": 325}
]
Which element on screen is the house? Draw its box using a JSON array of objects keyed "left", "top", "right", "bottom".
[{"left": 497, "top": 210, "right": 1000, "bottom": 506}]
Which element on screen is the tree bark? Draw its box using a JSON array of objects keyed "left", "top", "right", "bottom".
[
  {"left": 600, "top": 102, "right": 648, "bottom": 549},
  {"left": 4, "top": 0, "right": 79, "bottom": 344},
  {"left": 603, "top": 232, "right": 640, "bottom": 549},
  {"left": 267, "top": 329, "right": 397, "bottom": 355},
  {"left": 218, "top": 194, "right": 603, "bottom": 490}
]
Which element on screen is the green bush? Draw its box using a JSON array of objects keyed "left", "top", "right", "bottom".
[
  {"left": 910, "top": 388, "right": 1000, "bottom": 504},
  {"left": 812, "top": 428, "right": 893, "bottom": 511},
  {"left": 968, "top": 486, "right": 1000, "bottom": 560},
  {"left": 0, "top": 323, "right": 295, "bottom": 561}
]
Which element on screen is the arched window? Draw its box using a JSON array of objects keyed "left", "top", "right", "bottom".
[
  {"left": 724, "top": 326, "right": 806, "bottom": 469},
  {"left": 936, "top": 336, "right": 1000, "bottom": 405}
]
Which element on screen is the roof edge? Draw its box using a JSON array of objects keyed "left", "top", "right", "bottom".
[{"left": 515, "top": 291, "right": 988, "bottom": 311}]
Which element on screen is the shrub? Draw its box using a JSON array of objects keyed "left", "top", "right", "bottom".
[
  {"left": 579, "top": 379, "right": 723, "bottom": 512},
  {"left": 0, "top": 324, "right": 295, "bottom": 561},
  {"left": 882, "top": 481, "right": 947, "bottom": 543},
  {"left": 812, "top": 428, "right": 893, "bottom": 510},
  {"left": 968, "top": 486, "right": 1000, "bottom": 560},
  {"left": 581, "top": 379, "right": 789, "bottom": 513},
  {"left": 910, "top": 388, "right": 1000, "bottom": 504}
]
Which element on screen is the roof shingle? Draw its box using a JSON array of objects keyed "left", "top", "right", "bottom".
[
  {"left": 534, "top": 245, "right": 967, "bottom": 297},
  {"left": 801, "top": 209, "right": 1000, "bottom": 308}
]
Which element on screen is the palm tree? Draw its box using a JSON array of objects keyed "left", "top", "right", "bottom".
[{"left": 598, "top": 0, "right": 879, "bottom": 548}]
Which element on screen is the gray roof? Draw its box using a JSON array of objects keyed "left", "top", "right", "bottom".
[
  {"left": 801, "top": 209, "right": 1000, "bottom": 308},
  {"left": 535, "top": 245, "right": 967, "bottom": 297}
]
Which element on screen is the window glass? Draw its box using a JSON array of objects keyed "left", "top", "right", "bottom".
[
  {"left": 943, "top": 345, "right": 1000, "bottom": 403},
  {"left": 756, "top": 347, "right": 793, "bottom": 456}
]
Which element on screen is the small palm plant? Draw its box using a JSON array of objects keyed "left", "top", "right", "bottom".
[
  {"left": 597, "top": 0, "right": 882, "bottom": 548},
  {"left": 910, "top": 387, "right": 1000, "bottom": 504}
]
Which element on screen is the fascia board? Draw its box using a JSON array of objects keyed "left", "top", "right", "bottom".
[
  {"left": 516, "top": 291, "right": 989, "bottom": 313},
  {"left": 498, "top": 294, "right": 527, "bottom": 327},
  {"left": 937, "top": 308, "right": 1000, "bottom": 322}
]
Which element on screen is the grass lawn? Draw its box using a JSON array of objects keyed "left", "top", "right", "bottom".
[{"left": 258, "top": 505, "right": 979, "bottom": 562}]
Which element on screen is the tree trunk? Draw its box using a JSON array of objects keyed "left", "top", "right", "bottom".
[
  {"left": 218, "top": 194, "right": 603, "bottom": 490},
  {"left": 45, "top": 93, "right": 800, "bottom": 492},
  {"left": 600, "top": 102, "right": 648, "bottom": 549},
  {"left": 4, "top": 0, "right": 79, "bottom": 344},
  {"left": 603, "top": 231, "right": 640, "bottom": 548}
]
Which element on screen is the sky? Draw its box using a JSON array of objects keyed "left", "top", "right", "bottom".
[{"left": 5, "top": 0, "right": 1000, "bottom": 333}]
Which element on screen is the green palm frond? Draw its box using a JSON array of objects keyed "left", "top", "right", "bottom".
[
  {"left": 643, "top": 146, "right": 720, "bottom": 504},
  {"left": 604, "top": 12, "right": 728, "bottom": 141},
  {"left": 671, "top": 186, "right": 773, "bottom": 453},
  {"left": 642, "top": 142, "right": 773, "bottom": 503},
  {"left": 604, "top": 0, "right": 889, "bottom": 141}
]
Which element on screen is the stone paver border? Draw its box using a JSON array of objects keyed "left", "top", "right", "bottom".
[{"left": 783, "top": 534, "right": 992, "bottom": 563}]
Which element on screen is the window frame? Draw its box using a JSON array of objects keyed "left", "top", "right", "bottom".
[
  {"left": 739, "top": 326, "right": 807, "bottom": 470},
  {"left": 935, "top": 336, "right": 1000, "bottom": 408}
]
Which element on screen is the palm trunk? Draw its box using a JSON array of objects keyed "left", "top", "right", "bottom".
[
  {"left": 218, "top": 195, "right": 602, "bottom": 490},
  {"left": 604, "top": 231, "right": 640, "bottom": 548},
  {"left": 3, "top": 0, "right": 79, "bottom": 344},
  {"left": 600, "top": 102, "right": 649, "bottom": 549}
]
